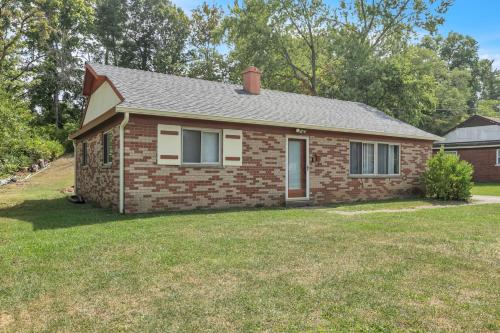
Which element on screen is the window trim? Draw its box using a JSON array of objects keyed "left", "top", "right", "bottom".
[
  {"left": 181, "top": 127, "right": 222, "bottom": 166},
  {"left": 496, "top": 149, "right": 500, "bottom": 166},
  {"left": 445, "top": 150, "right": 458, "bottom": 156},
  {"left": 103, "top": 130, "right": 113, "bottom": 166},
  {"left": 349, "top": 140, "right": 401, "bottom": 177},
  {"left": 82, "top": 142, "right": 88, "bottom": 166}
]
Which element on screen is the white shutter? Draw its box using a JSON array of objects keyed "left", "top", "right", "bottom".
[
  {"left": 157, "top": 124, "right": 181, "bottom": 165},
  {"left": 223, "top": 129, "right": 243, "bottom": 166}
]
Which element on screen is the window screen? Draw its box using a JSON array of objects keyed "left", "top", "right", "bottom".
[
  {"left": 182, "top": 129, "right": 220, "bottom": 164},
  {"left": 351, "top": 141, "right": 400, "bottom": 175},
  {"left": 103, "top": 132, "right": 112, "bottom": 164},
  {"left": 82, "top": 142, "right": 88, "bottom": 166},
  {"left": 350, "top": 142, "right": 362, "bottom": 174}
]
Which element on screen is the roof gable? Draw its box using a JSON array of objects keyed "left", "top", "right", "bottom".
[
  {"left": 455, "top": 115, "right": 500, "bottom": 129},
  {"left": 82, "top": 81, "right": 122, "bottom": 126}
]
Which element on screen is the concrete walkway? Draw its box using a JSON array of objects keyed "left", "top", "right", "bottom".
[{"left": 327, "top": 195, "right": 500, "bottom": 216}]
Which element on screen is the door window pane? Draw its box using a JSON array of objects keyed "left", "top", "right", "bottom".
[
  {"left": 362, "top": 143, "right": 375, "bottom": 174},
  {"left": 182, "top": 130, "right": 201, "bottom": 163},
  {"left": 288, "top": 140, "right": 302, "bottom": 189},
  {"left": 201, "top": 132, "right": 219, "bottom": 163},
  {"left": 350, "top": 142, "right": 362, "bottom": 174}
]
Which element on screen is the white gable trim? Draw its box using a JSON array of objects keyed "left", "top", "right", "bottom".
[{"left": 83, "top": 81, "right": 122, "bottom": 126}]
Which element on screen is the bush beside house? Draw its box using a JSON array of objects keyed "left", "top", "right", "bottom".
[{"left": 423, "top": 148, "right": 474, "bottom": 201}]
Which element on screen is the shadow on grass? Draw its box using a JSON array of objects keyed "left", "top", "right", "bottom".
[
  {"left": 0, "top": 197, "right": 130, "bottom": 230},
  {"left": 0, "top": 196, "right": 288, "bottom": 231}
]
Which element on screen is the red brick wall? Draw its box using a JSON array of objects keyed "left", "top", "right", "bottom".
[
  {"left": 74, "top": 116, "right": 121, "bottom": 209},
  {"left": 123, "top": 115, "right": 432, "bottom": 213},
  {"left": 455, "top": 148, "right": 500, "bottom": 182}
]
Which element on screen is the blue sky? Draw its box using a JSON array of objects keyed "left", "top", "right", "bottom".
[{"left": 173, "top": 0, "right": 500, "bottom": 69}]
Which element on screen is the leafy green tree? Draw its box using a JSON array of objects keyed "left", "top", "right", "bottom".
[
  {"left": 188, "top": 2, "right": 228, "bottom": 81},
  {"left": 336, "top": 0, "right": 451, "bottom": 54},
  {"left": 27, "top": 0, "right": 94, "bottom": 129},
  {"left": 227, "top": 0, "right": 333, "bottom": 95},
  {"left": 478, "top": 59, "right": 500, "bottom": 100},
  {"left": 477, "top": 99, "right": 500, "bottom": 117},
  {"left": 94, "top": 0, "right": 127, "bottom": 65},
  {"left": 0, "top": 0, "right": 49, "bottom": 91},
  {"left": 118, "top": 0, "right": 189, "bottom": 74}
]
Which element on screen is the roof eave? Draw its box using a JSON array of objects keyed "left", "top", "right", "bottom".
[{"left": 116, "top": 106, "right": 442, "bottom": 142}]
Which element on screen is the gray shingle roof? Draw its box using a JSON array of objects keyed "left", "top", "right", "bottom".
[{"left": 90, "top": 63, "right": 439, "bottom": 141}]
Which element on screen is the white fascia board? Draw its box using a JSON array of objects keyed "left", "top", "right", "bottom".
[{"left": 116, "top": 106, "right": 442, "bottom": 142}]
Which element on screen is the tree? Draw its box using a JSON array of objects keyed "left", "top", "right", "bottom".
[
  {"left": 336, "top": 0, "right": 452, "bottom": 54},
  {"left": 118, "top": 0, "right": 189, "bottom": 74},
  {"left": 227, "top": 0, "right": 332, "bottom": 95},
  {"left": 421, "top": 32, "right": 482, "bottom": 107},
  {"left": 188, "top": 2, "right": 227, "bottom": 81},
  {"left": 94, "top": 0, "right": 127, "bottom": 65},
  {"left": 28, "top": 0, "right": 93, "bottom": 128},
  {"left": 0, "top": 0, "right": 48, "bottom": 91},
  {"left": 478, "top": 59, "right": 500, "bottom": 100}
]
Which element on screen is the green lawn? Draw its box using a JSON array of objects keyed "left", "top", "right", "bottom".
[
  {"left": 0, "top": 158, "right": 499, "bottom": 332},
  {"left": 472, "top": 182, "right": 500, "bottom": 196},
  {"left": 326, "top": 198, "right": 448, "bottom": 212}
]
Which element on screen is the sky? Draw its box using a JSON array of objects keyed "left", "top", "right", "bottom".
[{"left": 172, "top": 0, "right": 500, "bottom": 69}]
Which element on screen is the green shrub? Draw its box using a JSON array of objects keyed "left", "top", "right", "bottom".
[
  {"left": 422, "top": 148, "right": 473, "bottom": 201},
  {"left": 25, "top": 137, "right": 65, "bottom": 161},
  {"left": 0, "top": 84, "right": 64, "bottom": 177}
]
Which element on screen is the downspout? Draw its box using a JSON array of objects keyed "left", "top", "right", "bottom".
[
  {"left": 119, "top": 112, "right": 129, "bottom": 213},
  {"left": 73, "top": 141, "right": 77, "bottom": 194}
]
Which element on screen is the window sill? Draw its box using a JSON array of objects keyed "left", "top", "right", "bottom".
[
  {"left": 180, "top": 164, "right": 223, "bottom": 169},
  {"left": 101, "top": 163, "right": 113, "bottom": 169},
  {"left": 495, "top": 164, "right": 500, "bottom": 167},
  {"left": 349, "top": 174, "right": 401, "bottom": 179}
]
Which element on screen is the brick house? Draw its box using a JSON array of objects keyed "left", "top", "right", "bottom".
[
  {"left": 433, "top": 115, "right": 500, "bottom": 182},
  {"left": 69, "top": 63, "right": 439, "bottom": 213}
]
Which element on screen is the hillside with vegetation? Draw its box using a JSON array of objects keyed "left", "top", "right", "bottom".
[{"left": 1, "top": 0, "right": 499, "bottom": 176}]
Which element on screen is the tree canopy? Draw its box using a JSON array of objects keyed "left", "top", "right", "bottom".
[{"left": 1, "top": 0, "right": 499, "bottom": 174}]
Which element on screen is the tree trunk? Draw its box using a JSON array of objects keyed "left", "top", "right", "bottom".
[{"left": 53, "top": 89, "right": 60, "bottom": 128}]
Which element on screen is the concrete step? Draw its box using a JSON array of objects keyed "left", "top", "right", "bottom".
[{"left": 286, "top": 199, "right": 312, "bottom": 208}]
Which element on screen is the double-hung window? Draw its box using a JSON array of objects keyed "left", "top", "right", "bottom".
[
  {"left": 182, "top": 129, "right": 220, "bottom": 165},
  {"left": 350, "top": 141, "right": 400, "bottom": 176},
  {"left": 103, "top": 131, "right": 113, "bottom": 165},
  {"left": 496, "top": 149, "right": 500, "bottom": 166},
  {"left": 82, "top": 142, "right": 88, "bottom": 166}
]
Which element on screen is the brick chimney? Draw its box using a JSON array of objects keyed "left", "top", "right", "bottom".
[{"left": 242, "top": 66, "right": 262, "bottom": 95}]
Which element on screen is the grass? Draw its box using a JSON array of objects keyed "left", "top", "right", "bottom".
[
  {"left": 472, "top": 182, "right": 500, "bottom": 196},
  {"left": 0, "top": 157, "right": 499, "bottom": 332},
  {"left": 326, "top": 198, "right": 441, "bottom": 212}
]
